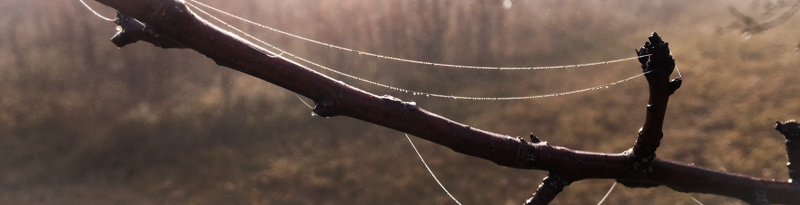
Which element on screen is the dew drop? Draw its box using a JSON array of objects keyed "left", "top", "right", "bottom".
[
  {"left": 741, "top": 32, "right": 752, "bottom": 40},
  {"left": 502, "top": 0, "right": 513, "bottom": 9}
]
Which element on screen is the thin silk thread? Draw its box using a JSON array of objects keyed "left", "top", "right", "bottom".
[
  {"left": 186, "top": 2, "right": 652, "bottom": 101},
  {"left": 405, "top": 134, "right": 463, "bottom": 205},
  {"left": 186, "top": 0, "right": 649, "bottom": 71},
  {"left": 596, "top": 182, "right": 617, "bottom": 205},
  {"left": 79, "top": 0, "right": 115, "bottom": 21}
]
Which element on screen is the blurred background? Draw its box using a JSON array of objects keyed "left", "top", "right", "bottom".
[{"left": 1, "top": 0, "right": 799, "bottom": 204}]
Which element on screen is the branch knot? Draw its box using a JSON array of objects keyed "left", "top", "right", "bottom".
[{"left": 312, "top": 98, "right": 338, "bottom": 117}]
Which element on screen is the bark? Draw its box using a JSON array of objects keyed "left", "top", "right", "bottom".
[
  {"left": 93, "top": 0, "right": 800, "bottom": 204},
  {"left": 776, "top": 120, "right": 800, "bottom": 184},
  {"left": 525, "top": 174, "right": 570, "bottom": 205}
]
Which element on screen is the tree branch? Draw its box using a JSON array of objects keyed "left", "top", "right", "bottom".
[
  {"left": 93, "top": 0, "right": 800, "bottom": 204},
  {"left": 777, "top": 120, "right": 800, "bottom": 184},
  {"left": 627, "top": 32, "right": 681, "bottom": 175},
  {"left": 525, "top": 173, "right": 571, "bottom": 205}
]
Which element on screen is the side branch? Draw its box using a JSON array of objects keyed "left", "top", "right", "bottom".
[
  {"left": 94, "top": 0, "right": 800, "bottom": 203},
  {"left": 628, "top": 33, "right": 681, "bottom": 174},
  {"left": 525, "top": 174, "right": 571, "bottom": 205}
]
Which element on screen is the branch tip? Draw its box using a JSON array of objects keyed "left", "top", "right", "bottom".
[
  {"left": 775, "top": 120, "right": 799, "bottom": 138},
  {"left": 110, "top": 13, "right": 145, "bottom": 47},
  {"left": 636, "top": 32, "right": 675, "bottom": 77},
  {"left": 776, "top": 120, "right": 800, "bottom": 184},
  {"left": 110, "top": 13, "right": 186, "bottom": 48},
  {"left": 529, "top": 133, "right": 541, "bottom": 143}
]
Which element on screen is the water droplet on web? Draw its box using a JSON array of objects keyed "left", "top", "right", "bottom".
[
  {"left": 741, "top": 32, "right": 752, "bottom": 40},
  {"left": 605, "top": 85, "right": 609, "bottom": 89},
  {"left": 502, "top": 0, "right": 513, "bottom": 9}
]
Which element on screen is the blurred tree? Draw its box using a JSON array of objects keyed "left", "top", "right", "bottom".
[{"left": 724, "top": 0, "right": 800, "bottom": 36}]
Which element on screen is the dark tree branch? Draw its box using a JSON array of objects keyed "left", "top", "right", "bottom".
[
  {"left": 628, "top": 33, "right": 680, "bottom": 175},
  {"left": 776, "top": 120, "right": 800, "bottom": 184},
  {"left": 525, "top": 174, "right": 571, "bottom": 205},
  {"left": 93, "top": 0, "right": 800, "bottom": 204},
  {"left": 111, "top": 13, "right": 186, "bottom": 48}
]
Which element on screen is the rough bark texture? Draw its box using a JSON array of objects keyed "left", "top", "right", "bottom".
[
  {"left": 525, "top": 174, "right": 570, "bottom": 205},
  {"left": 93, "top": 0, "right": 800, "bottom": 204}
]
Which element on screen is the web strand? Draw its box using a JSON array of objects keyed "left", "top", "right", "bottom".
[
  {"left": 405, "top": 134, "right": 463, "bottom": 205},
  {"left": 670, "top": 51, "right": 683, "bottom": 79},
  {"left": 689, "top": 195, "right": 705, "bottom": 205},
  {"left": 596, "top": 182, "right": 617, "bottom": 205},
  {"left": 79, "top": 0, "right": 115, "bottom": 21},
  {"left": 187, "top": 2, "right": 650, "bottom": 101},
  {"left": 186, "top": 0, "right": 648, "bottom": 71}
]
